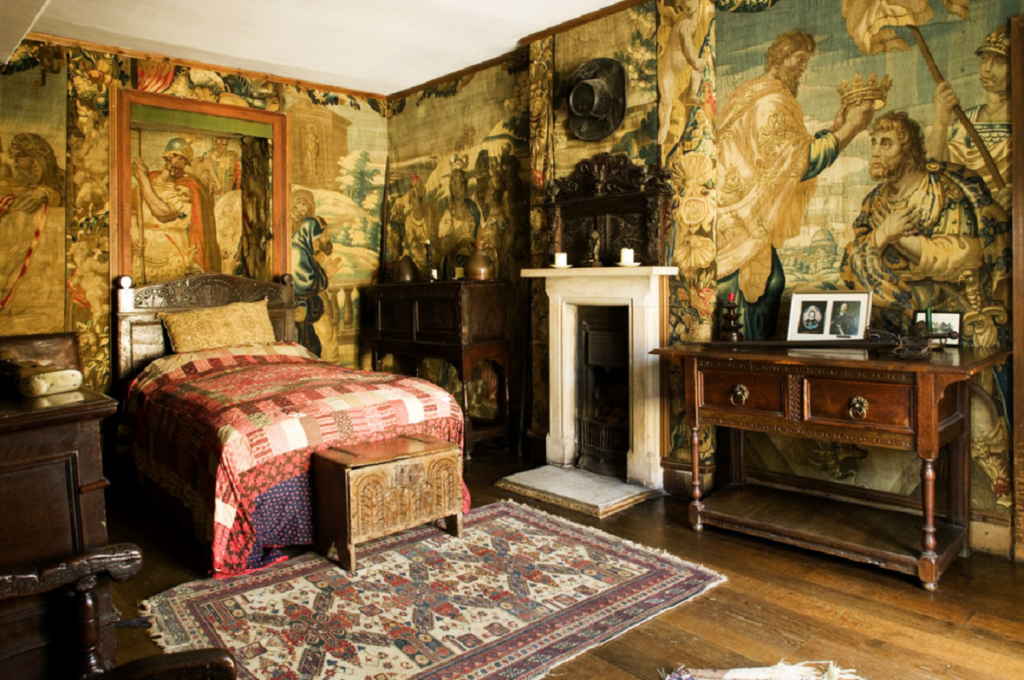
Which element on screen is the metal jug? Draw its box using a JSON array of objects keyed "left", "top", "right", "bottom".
[
  {"left": 394, "top": 254, "right": 420, "bottom": 282},
  {"left": 466, "top": 240, "right": 497, "bottom": 281}
]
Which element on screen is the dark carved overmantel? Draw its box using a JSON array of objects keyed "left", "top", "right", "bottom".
[{"left": 544, "top": 152, "right": 673, "bottom": 267}]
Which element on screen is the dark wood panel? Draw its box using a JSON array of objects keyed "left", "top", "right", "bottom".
[{"left": 0, "top": 455, "right": 78, "bottom": 565}]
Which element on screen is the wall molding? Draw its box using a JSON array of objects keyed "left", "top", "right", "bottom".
[{"left": 26, "top": 31, "right": 389, "bottom": 101}]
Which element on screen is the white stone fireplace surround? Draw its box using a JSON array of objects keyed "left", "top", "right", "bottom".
[{"left": 523, "top": 266, "right": 678, "bottom": 489}]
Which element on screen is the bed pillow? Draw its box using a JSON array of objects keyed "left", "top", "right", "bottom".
[{"left": 159, "top": 299, "right": 278, "bottom": 353}]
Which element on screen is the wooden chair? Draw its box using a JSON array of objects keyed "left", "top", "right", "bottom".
[{"left": 0, "top": 544, "right": 235, "bottom": 680}]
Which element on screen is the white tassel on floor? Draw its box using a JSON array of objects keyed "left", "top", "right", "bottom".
[{"left": 670, "top": 661, "right": 865, "bottom": 680}]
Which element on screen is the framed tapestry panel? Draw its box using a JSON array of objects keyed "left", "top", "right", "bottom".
[{"left": 112, "top": 89, "right": 289, "bottom": 283}]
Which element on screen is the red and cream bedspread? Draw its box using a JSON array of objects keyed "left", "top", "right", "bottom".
[{"left": 123, "top": 343, "right": 464, "bottom": 575}]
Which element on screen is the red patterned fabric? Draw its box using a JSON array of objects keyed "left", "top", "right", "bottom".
[{"left": 124, "top": 344, "right": 464, "bottom": 576}]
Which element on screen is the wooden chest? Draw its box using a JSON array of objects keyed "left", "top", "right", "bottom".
[
  {"left": 0, "top": 334, "right": 119, "bottom": 678},
  {"left": 313, "top": 434, "right": 463, "bottom": 571}
]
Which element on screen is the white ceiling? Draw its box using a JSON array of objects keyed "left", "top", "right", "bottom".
[{"left": 15, "top": 0, "right": 624, "bottom": 94}]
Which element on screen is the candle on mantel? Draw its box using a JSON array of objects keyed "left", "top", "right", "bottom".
[
  {"left": 620, "top": 247, "right": 634, "bottom": 264},
  {"left": 554, "top": 252, "right": 568, "bottom": 267},
  {"left": 728, "top": 292, "right": 736, "bottom": 303}
]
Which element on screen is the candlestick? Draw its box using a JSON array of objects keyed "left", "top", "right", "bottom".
[
  {"left": 720, "top": 295, "right": 743, "bottom": 342},
  {"left": 425, "top": 241, "right": 433, "bottom": 281}
]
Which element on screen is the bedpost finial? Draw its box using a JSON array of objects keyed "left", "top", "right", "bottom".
[
  {"left": 117, "top": 276, "right": 133, "bottom": 290},
  {"left": 281, "top": 274, "right": 294, "bottom": 287}
]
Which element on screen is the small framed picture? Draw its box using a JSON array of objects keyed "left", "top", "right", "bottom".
[
  {"left": 913, "top": 310, "right": 961, "bottom": 347},
  {"left": 787, "top": 292, "right": 872, "bottom": 341}
]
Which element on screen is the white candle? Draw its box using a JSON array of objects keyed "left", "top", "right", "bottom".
[
  {"left": 621, "top": 248, "right": 634, "bottom": 264},
  {"left": 431, "top": 268, "right": 438, "bottom": 280},
  {"left": 554, "top": 252, "right": 568, "bottom": 267}
]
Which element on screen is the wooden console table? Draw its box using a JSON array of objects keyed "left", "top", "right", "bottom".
[
  {"left": 364, "top": 281, "right": 510, "bottom": 456},
  {"left": 652, "top": 345, "right": 1010, "bottom": 590}
]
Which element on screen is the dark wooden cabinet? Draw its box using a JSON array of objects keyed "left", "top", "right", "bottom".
[
  {"left": 364, "top": 281, "right": 510, "bottom": 455},
  {"left": 0, "top": 334, "right": 119, "bottom": 677},
  {"left": 654, "top": 344, "right": 1011, "bottom": 590}
]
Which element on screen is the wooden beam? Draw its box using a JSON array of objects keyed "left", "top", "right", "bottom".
[
  {"left": 1010, "top": 14, "right": 1024, "bottom": 562},
  {"left": 517, "top": 0, "right": 650, "bottom": 46},
  {"left": 26, "top": 31, "right": 388, "bottom": 101}
]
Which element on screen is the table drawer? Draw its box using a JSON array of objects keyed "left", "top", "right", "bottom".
[
  {"left": 699, "top": 369, "right": 786, "bottom": 416},
  {"left": 805, "top": 378, "right": 913, "bottom": 431}
]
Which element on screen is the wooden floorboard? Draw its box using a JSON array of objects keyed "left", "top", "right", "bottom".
[{"left": 107, "top": 445, "right": 1024, "bottom": 679}]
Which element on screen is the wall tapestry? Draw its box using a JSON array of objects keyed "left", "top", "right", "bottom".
[
  {"left": 388, "top": 57, "right": 530, "bottom": 416},
  {"left": 130, "top": 130, "right": 243, "bottom": 281},
  {"left": 714, "top": 0, "right": 1016, "bottom": 532},
  {"left": 284, "top": 89, "right": 388, "bottom": 367},
  {"left": 0, "top": 46, "right": 67, "bottom": 338}
]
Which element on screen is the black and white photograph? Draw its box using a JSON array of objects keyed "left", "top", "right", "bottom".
[
  {"left": 913, "top": 310, "right": 962, "bottom": 347},
  {"left": 788, "top": 292, "right": 871, "bottom": 341}
]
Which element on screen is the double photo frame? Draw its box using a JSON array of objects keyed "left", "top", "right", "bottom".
[{"left": 787, "top": 292, "right": 872, "bottom": 341}]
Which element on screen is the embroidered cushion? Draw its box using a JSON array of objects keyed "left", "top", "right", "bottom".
[{"left": 159, "top": 299, "right": 277, "bottom": 353}]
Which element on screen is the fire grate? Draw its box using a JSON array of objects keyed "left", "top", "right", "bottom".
[{"left": 587, "top": 330, "right": 627, "bottom": 368}]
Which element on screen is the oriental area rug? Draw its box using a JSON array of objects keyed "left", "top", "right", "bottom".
[{"left": 140, "top": 501, "right": 724, "bottom": 680}]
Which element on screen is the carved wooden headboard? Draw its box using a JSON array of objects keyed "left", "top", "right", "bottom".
[
  {"left": 114, "top": 273, "right": 296, "bottom": 391},
  {"left": 544, "top": 152, "right": 673, "bottom": 267}
]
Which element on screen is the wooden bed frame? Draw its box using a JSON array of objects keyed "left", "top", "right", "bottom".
[
  {"left": 112, "top": 272, "right": 465, "bottom": 572},
  {"left": 113, "top": 272, "right": 296, "bottom": 391}
]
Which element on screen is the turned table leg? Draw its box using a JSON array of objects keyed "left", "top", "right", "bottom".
[
  {"left": 689, "top": 425, "right": 703, "bottom": 532},
  {"left": 919, "top": 456, "right": 939, "bottom": 590}
]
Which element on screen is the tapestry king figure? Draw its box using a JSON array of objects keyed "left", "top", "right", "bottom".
[{"left": 715, "top": 29, "right": 876, "bottom": 339}]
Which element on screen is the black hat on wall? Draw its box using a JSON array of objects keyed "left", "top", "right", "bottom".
[{"left": 566, "top": 58, "right": 627, "bottom": 141}]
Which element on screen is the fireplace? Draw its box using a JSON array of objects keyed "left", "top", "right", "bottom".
[
  {"left": 577, "top": 306, "right": 630, "bottom": 478},
  {"left": 522, "top": 266, "right": 678, "bottom": 489}
]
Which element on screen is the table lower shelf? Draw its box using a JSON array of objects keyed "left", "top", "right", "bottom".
[{"left": 696, "top": 484, "right": 966, "bottom": 578}]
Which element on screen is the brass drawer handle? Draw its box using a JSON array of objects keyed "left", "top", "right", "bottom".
[
  {"left": 730, "top": 384, "right": 749, "bottom": 406},
  {"left": 849, "top": 395, "right": 869, "bottom": 420}
]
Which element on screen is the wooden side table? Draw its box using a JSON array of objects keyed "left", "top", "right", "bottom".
[
  {"left": 653, "top": 344, "right": 1011, "bottom": 590},
  {"left": 313, "top": 434, "right": 464, "bottom": 571}
]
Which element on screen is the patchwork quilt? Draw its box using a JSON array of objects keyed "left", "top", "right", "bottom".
[{"left": 123, "top": 343, "right": 464, "bottom": 576}]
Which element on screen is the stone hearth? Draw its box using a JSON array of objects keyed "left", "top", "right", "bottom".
[{"left": 521, "top": 266, "right": 678, "bottom": 497}]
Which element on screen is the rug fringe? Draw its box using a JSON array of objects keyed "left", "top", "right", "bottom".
[{"left": 137, "top": 598, "right": 194, "bottom": 654}]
